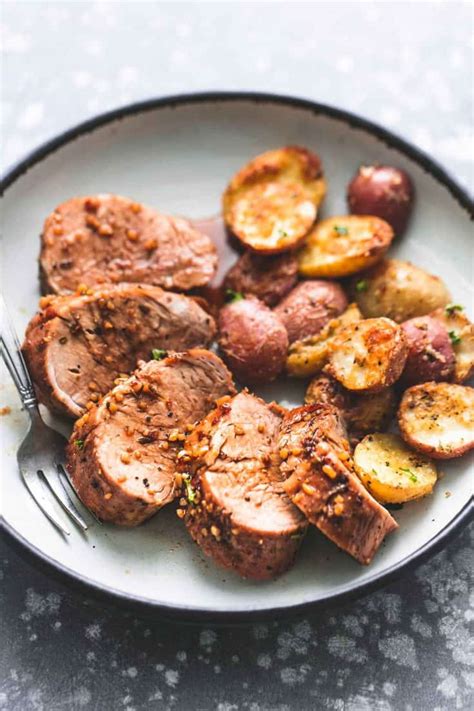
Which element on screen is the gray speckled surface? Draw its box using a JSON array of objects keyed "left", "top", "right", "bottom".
[{"left": 1, "top": 2, "right": 473, "bottom": 709}]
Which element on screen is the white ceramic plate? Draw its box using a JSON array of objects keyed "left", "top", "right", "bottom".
[{"left": 1, "top": 93, "right": 473, "bottom": 620}]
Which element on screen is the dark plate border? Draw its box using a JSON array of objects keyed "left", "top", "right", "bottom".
[{"left": 1, "top": 91, "right": 473, "bottom": 622}]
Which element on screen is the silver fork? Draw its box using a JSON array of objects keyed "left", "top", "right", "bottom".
[{"left": 0, "top": 295, "right": 89, "bottom": 535}]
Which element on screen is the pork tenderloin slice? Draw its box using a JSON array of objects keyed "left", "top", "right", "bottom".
[
  {"left": 66, "top": 349, "right": 235, "bottom": 526},
  {"left": 182, "top": 391, "right": 308, "bottom": 580},
  {"left": 278, "top": 404, "right": 398, "bottom": 564},
  {"left": 40, "top": 194, "right": 217, "bottom": 294},
  {"left": 22, "top": 283, "right": 216, "bottom": 418}
]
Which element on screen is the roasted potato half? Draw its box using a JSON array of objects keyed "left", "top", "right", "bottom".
[
  {"left": 326, "top": 317, "right": 408, "bottom": 393},
  {"left": 223, "top": 146, "right": 326, "bottom": 253},
  {"left": 354, "top": 433, "right": 438, "bottom": 504},
  {"left": 351, "top": 259, "right": 451, "bottom": 323},
  {"left": 286, "top": 303, "right": 362, "bottom": 378},
  {"left": 297, "top": 215, "right": 393, "bottom": 278},
  {"left": 305, "top": 374, "right": 396, "bottom": 441},
  {"left": 398, "top": 382, "right": 474, "bottom": 459},
  {"left": 347, "top": 165, "right": 414, "bottom": 237},
  {"left": 431, "top": 305, "right": 474, "bottom": 383}
]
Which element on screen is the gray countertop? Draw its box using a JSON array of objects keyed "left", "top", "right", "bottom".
[{"left": 1, "top": 2, "right": 473, "bottom": 709}]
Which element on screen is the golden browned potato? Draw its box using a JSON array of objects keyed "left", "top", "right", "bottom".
[
  {"left": 305, "top": 373, "right": 396, "bottom": 441},
  {"left": 351, "top": 259, "right": 451, "bottom": 322},
  {"left": 326, "top": 317, "right": 408, "bottom": 393},
  {"left": 398, "top": 382, "right": 474, "bottom": 459},
  {"left": 354, "top": 433, "right": 438, "bottom": 504},
  {"left": 286, "top": 303, "right": 362, "bottom": 378},
  {"left": 223, "top": 146, "right": 326, "bottom": 253},
  {"left": 297, "top": 215, "right": 393, "bottom": 278},
  {"left": 431, "top": 305, "right": 474, "bottom": 383}
]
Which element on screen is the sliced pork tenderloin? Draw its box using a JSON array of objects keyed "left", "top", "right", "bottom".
[
  {"left": 66, "top": 349, "right": 235, "bottom": 526},
  {"left": 181, "top": 391, "right": 308, "bottom": 579},
  {"left": 22, "top": 283, "right": 216, "bottom": 418}
]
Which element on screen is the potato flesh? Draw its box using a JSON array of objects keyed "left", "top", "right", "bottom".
[
  {"left": 223, "top": 147, "right": 326, "bottom": 253},
  {"left": 398, "top": 382, "right": 474, "bottom": 458},
  {"left": 298, "top": 215, "right": 393, "bottom": 278},
  {"left": 228, "top": 181, "right": 316, "bottom": 251},
  {"left": 327, "top": 317, "right": 407, "bottom": 392},
  {"left": 286, "top": 303, "right": 362, "bottom": 377},
  {"left": 431, "top": 307, "right": 474, "bottom": 383},
  {"left": 354, "top": 433, "right": 437, "bottom": 503}
]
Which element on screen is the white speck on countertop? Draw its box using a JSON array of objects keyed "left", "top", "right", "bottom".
[
  {"left": 85, "top": 623, "right": 102, "bottom": 641},
  {"left": 378, "top": 633, "right": 419, "bottom": 669}
]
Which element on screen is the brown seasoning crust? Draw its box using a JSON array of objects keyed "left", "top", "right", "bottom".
[
  {"left": 22, "top": 283, "right": 216, "bottom": 418},
  {"left": 278, "top": 404, "right": 398, "bottom": 564},
  {"left": 182, "top": 391, "right": 308, "bottom": 580},
  {"left": 40, "top": 194, "right": 218, "bottom": 294},
  {"left": 66, "top": 349, "right": 235, "bottom": 526}
]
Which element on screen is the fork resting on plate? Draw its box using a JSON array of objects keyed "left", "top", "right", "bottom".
[{"left": 0, "top": 295, "right": 89, "bottom": 535}]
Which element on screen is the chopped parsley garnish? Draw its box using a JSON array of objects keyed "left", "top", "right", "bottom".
[
  {"left": 448, "top": 331, "right": 461, "bottom": 345},
  {"left": 445, "top": 303, "right": 464, "bottom": 315},
  {"left": 278, "top": 228, "right": 289, "bottom": 237},
  {"left": 225, "top": 289, "right": 244, "bottom": 303},
  {"left": 182, "top": 474, "right": 197, "bottom": 504},
  {"left": 333, "top": 225, "right": 349, "bottom": 235},
  {"left": 355, "top": 279, "right": 368, "bottom": 292},
  {"left": 74, "top": 439, "right": 84, "bottom": 450},
  {"left": 151, "top": 348, "right": 167, "bottom": 361},
  {"left": 400, "top": 467, "right": 418, "bottom": 483}
]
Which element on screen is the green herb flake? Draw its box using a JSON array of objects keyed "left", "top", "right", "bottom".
[
  {"left": 151, "top": 348, "right": 168, "bottom": 361},
  {"left": 182, "top": 474, "right": 197, "bottom": 504},
  {"left": 400, "top": 467, "right": 418, "bottom": 483},
  {"left": 448, "top": 330, "right": 461, "bottom": 345},
  {"left": 74, "top": 439, "right": 84, "bottom": 450},
  {"left": 278, "top": 228, "right": 289, "bottom": 237},
  {"left": 225, "top": 289, "right": 244, "bottom": 303},
  {"left": 445, "top": 303, "right": 464, "bottom": 315},
  {"left": 355, "top": 279, "right": 368, "bottom": 293},
  {"left": 333, "top": 225, "right": 349, "bottom": 235}
]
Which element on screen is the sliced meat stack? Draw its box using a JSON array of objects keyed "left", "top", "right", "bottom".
[
  {"left": 66, "top": 350, "right": 235, "bottom": 526},
  {"left": 181, "top": 391, "right": 308, "bottom": 579},
  {"left": 278, "top": 404, "right": 398, "bottom": 564},
  {"left": 40, "top": 194, "right": 217, "bottom": 294},
  {"left": 22, "top": 283, "right": 216, "bottom": 418}
]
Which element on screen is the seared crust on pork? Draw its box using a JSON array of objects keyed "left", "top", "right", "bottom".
[
  {"left": 278, "top": 404, "right": 398, "bottom": 564},
  {"left": 22, "top": 283, "right": 216, "bottom": 418},
  {"left": 66, "top": 350, "right": 235, "bottom": 526},
  {"left": 182, "top": 391, "right": 308, "bottom": 579},
  {"left": 40, "top": 194, "right": 217, "bottom": 294}
]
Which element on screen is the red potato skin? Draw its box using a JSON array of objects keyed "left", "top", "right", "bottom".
[
  {"left": 347, "top": 165, "right": 414, "bottom": 237},
  {"left": 274, "top": 280, "right": 348, "bottom": 344},
  {"left": 218, "top": 296, "right": 288, "bottom": 383},
  {"left": 223, "top": 251, "right": 298, "bottom": 307},
  {"left": 401, "top": 316, "right": 455, "bottom": 386}
]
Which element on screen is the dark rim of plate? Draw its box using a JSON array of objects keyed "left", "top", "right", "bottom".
[{"left": 1, "top": 91, "right": 473, "bottom": 623}]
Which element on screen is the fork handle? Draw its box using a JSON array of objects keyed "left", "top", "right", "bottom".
[{"left": 0, "top": 295, "right": 38, "bottom": 411}]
